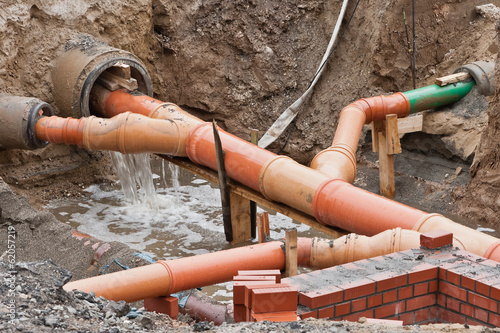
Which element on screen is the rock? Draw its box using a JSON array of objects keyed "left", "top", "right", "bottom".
[
  {"left": 193, "top": 321, "right": 212, "bottom": 331},
  {"left": 44, "top": 314, "right": 60, "bottom": 327},
  {"left": 103, "top": 300, "right": 130, "bottom": 317}
]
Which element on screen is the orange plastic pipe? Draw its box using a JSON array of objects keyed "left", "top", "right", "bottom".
[
  {"left": 35, "top": 112, "right": 188, "bottom": 156},
  {"left": 312, "top": 179, "right": 427, "bottom": 235},
  {"left": 63, "top": 241, "right": 286, "bottom": 302},
  {"left": 311, "top": 93, "right": 410, "bottom": 182}
]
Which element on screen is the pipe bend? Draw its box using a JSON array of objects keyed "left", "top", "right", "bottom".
[{"left": 310, "top": 144, "right": 356, "bottom": 182}]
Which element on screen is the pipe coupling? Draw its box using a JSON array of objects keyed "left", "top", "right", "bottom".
[
  {"left": 454, "top": 61, "right": 495, "bottom": 96},
  {"left": 0, "top": 95, "right": 54, "bottom": 150}
]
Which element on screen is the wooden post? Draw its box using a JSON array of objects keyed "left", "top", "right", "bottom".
[
  {"left": 257, "top": 212, "right": 270, "bottom": 243},
  {"left": 230, "top": 192, "right": 252, "bottom": 244},
  {"left": 285, "top": 228, "right": 298, "bottom": 277}
]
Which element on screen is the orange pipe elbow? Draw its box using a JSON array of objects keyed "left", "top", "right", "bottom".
[
  {"left": 312, "top": 179, "right": 427, "bottom": 235},
  {"left": 186, "top": 122, "right": 276, "bottom": 192}
]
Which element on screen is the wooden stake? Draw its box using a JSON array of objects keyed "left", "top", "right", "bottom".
[
  {"left": 257, "top": 212, "right": 270, "bottom": 243},
  {"left": 250, "top": 129, "right": 259, "bottom": 239},
  {"left": 285, "top": 228, "right": 298, "bottom": 277}
]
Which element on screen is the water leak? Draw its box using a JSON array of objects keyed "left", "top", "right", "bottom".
[{"left": 47, "top": 154, "right": 327, "bottom": 303}]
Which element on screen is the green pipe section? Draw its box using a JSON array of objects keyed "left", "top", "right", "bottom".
[{"left": 403, "top": 80, "right": 475, "bottom": 114}]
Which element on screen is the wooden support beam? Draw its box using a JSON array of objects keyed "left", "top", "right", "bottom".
[
  {"left": 98, "top": 71, "right": 138, "bottom": 91},
  {"left": 249, "top": 129, "right": 259, "bottom": 239},
  {"left": 435, "top": 72, "right": 471, "bottom": 87},
  {"left": 385, "top": 114, "right": 402, "bottom": 155},
  {"left": 230, "top": 192, "right": 252, "bottom": 244},
  {"left": 257, "top": 212, "right": 270, "bottom": 243},
  {"left": 371, "top": 121, "right": 385, "bottom": 153},
  {"left": 285, "top": 228, "right": 298, "bottom": 277},
  {"left": 397, "top": 114, "right": 423, "bottom": 135}
]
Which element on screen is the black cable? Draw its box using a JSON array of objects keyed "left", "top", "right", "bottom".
[
  {"left": 412, "top": 0, "right": 416, "bottom": 89},
  {"left": 278, "top": 0, "right": 362, "bottom": 153}
]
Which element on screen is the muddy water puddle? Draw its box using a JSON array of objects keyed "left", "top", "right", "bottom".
[{"left": 46, "top": 157, "right": 327, "bottom": 303}]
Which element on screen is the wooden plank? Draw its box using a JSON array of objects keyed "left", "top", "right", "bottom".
[
  {"left": 158, "top": 155, "right": 347, "bottom": 238},
  {"left": 257, "top": 212, "right": 270, "bottom": 243},
  {"left": 230, "top": 192, "right": 252, "bottom": 244},
  {"left": 285, "top": 228, "right": 298, "bottom": 277},
  {"left": 397, "top": 114, "right": 423, "bottom": 135},
  {"left": 250, "top": 129, "right": 259, "bottom": 239},
  {"left": 108, "top": 63, "right": 132, "bottom": 79},
  {"left": 385, "top": 114, "right": 402, "bottom": 155},
  {"left": 377, "top": 131, "right": 395, "bottom": 198},
  {"left": 435, "top": 72, "right": 470, "bottom": 87},
  {"left": 99, "top": 71, "right": 138, "bottom": 91},
  {"left": 96, "top": 76, "right": 121, "bottom": 91},
  {"left": 371, "top": 120, "right": 384, "bottom": 153}
]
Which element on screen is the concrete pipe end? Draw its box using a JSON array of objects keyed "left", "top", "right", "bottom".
[
  {"left": 52, "top": 34, "right": 153, "bottom": 118},
  {"left": 0, "top": 95, "right": 54, "bottom": 150},
  {"left": 454, "top": 61, "right": 495, "bottom": 96}
]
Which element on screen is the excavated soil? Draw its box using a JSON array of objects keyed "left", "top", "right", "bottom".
[{"left": 1, "top": 0, "right": 500, "bottom": 331}]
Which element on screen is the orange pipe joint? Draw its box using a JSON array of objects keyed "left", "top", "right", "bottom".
[
  {"left": 312, "top": 179, "right": 427, "bottom": 235},
  {"left": 186, "top": 122, "right": 276, "bottom": 192}
]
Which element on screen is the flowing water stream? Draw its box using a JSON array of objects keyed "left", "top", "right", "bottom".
[{"left": 47, "top": 153, "right": 327, "bottom": 303}]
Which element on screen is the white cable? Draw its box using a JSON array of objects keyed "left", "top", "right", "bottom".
[{"left": 258, "top": 0, "right": 350, "bottom": 149}]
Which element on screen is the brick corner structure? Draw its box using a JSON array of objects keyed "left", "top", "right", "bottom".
[
  {"left": 420, "top": 230, "right": 453, "bottom": 249},
  {"left": 233, "top": 270, "right": 298, "bottom": 322},
  {"left": 284, "top": 245, "right": 500, "bottom": 327}
]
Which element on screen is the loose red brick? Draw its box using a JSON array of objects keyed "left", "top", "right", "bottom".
[
  {"left": 244, "top": 283, "right": 287, "bottom": 308},
  {"left": 335, "top": 302, "right": 350, "bottom": 317},
  {"left": 439, "top": 281, "right": 467, "bottom": 302},
  {"left": 367, "top": 294, "right": 382, "bottom": 308},
  {"left": 406, "top": 294, "right": 436, "bottom": 311},
  {"left": 398, "top": 286, "right": 413, "bottom": 300},
  {"left": 340, "top": 278, "right": 376, "bottom": 301},
  {"left": 475, "top": 308, "right": 489, "bottom": 323},
  {"left": 318, "top": 306, "right": 333, "bottom": 319},
  {"left": 251, "top": 286, "right": 298, "bottom": 313},
  {"left": 370, "top": 272, "right": 408, "bottom": 292},
  {"left": 460, "top": 303, "right": 474, "bottom": 318},
  {"left": 420, "top": 230, "right": 453, "bottom": 249},
  {"left": 233, "top": 304, "right": 247, "bottom": 323},
  {"left": 252, "top": 310, "right": 298, "bottom": 322},
  {"left": 144, "top": 296, "right": 179, "bottom": 320},
  {"left": 383, "top": 290, "right": 397, "bottom": 304},
  {"left": 364, "top": 318, "right": 403, "bottom": 326},
  {"left": 374, "top": 301, "right": 405, "bottom": 319},
  {"left": 233, "top": 275, "right": 277, "bottom": 282},
  {"left": 414, "top": 282, "right": 429, "bottom": 296},
  {"left": 343, "top": 310, "right": 374, "bottom": 322},
  {"left": 238, "top": 270, "right": 281, "bottom": 283},
  {"left": 468, "top": 291, "right": 498, "bottom": 312},
  {"left": 299, "top": 286, "right": 343, "bottom": 309},
  {"left": 438, "top": 308, "right": 465, "bottom": 324},
  {"left": 398, "top": 312, "right": 414, "bottom": 325},
  {"left": 429, "top": 280, "right": 438, "bottom": 293},
  {"left": 234, "top": 281, "right": 276, "bottom": 305},
  {"left": 351, "top": 298, "right": 367, "bottom": 312},
  {"left": 408, "top": 263, "right": 438, "bottom": 284},
  {"left": 414, "top": 308, "right": 430, "bottom": 323}
]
